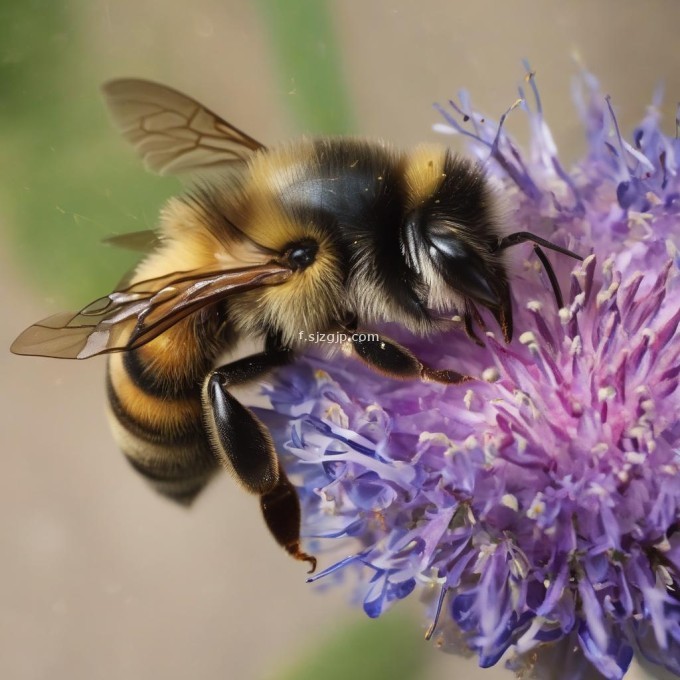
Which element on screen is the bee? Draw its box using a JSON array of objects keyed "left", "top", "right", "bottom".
[{"left": 11, "top": 80, "right": 581, "bottom": 573}]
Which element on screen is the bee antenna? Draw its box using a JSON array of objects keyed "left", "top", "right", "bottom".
[
  {"left": 533, "top": 244, "right": 565, "bottom": 309},
  {"left": 495, "top": 231, "right": 582, "bottom": 260},
  {"left": 494, "top": 231, "right": 583, "bottom": 311}
]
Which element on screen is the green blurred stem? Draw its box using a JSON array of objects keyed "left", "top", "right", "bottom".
[
  {"left": 257, "top": 0, "right": 355, "bottom": 134},
  {"left": 273, "top": 611, "right": 430, "bottom": 680}
]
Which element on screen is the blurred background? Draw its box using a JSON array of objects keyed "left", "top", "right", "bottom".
[{"left": 2, "top": 1, "right": 679, "bottom": 678}]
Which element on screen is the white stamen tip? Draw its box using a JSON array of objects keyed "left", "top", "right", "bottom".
[
  {"left": 597, "top": 386, "right": 616, "bottom": 401},
  {"left": 482, "top": 367, "right": 500, "bottom": 382},
  {"left": 558, "top": 308, "right": 572, "bottom": 323}
]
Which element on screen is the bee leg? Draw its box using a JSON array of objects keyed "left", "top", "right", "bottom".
[
  {"left": 202, "top": 339, "right": 317, "bottom": 572},
  {"left": 352, "top": 334, "right": 473, "bottom": 385},
  {"left": 259, "top": 471, "right": 316, "bottom": 571},
  {"left": 462, "top": 300, "right": 485, "bottom": 347}
]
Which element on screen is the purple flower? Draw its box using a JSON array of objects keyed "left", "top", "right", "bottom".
[{"left": 257, "top": 68, "right": 680, "bottom": 679}]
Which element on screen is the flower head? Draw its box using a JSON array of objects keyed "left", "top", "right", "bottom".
[{"left": 258, "top": 68, "right": 680, "bottom": 679}]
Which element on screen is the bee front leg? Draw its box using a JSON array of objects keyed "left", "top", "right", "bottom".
[
  {"left": 202, "top": 337, "right": 316, "bottom": 573},
  {"left": 352, "top": 334, "right": 473, "bottom": 385}
]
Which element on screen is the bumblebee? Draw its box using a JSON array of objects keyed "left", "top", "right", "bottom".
[{"left": 11, "top": 80, "right": 581, "bottom": 572}]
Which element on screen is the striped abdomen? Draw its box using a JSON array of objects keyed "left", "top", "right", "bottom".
[{"left": 106, "top": 310, "right": 228, "bottom": 505}]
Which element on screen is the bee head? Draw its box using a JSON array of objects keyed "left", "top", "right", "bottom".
[{"left": 400, "top": 154, "right": 513, "bottom": 341}]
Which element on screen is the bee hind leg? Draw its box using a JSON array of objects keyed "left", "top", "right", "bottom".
[{"left": 202, "top": 337, "right": 316, "bottom": 572}]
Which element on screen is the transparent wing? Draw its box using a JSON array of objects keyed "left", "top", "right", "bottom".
[
  {"left": 102, "top": 79, "right": 266, "bottom": 175},
  {"left": 11, "top": 263, "right": 291, "bottom": 359},
  {"left": 103, "top": 229, "right": 161, "bottom": 253}
]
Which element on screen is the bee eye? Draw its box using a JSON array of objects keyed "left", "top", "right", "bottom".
[{"left": 284, "top": 240, "right": 318, "bottom": 271}]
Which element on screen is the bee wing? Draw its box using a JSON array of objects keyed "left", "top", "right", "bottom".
[
  {"left": 102, "top": 79, "right": 266, "bottom": 175},
  {"left": 11, "top": 263, "right": 291, "bottom": 360},
  {"left": 103, "top": 229, "right": 161, "bottom": 253}
]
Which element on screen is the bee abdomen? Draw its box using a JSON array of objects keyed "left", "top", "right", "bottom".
[
  {"left": 122, "top": 349, "right": 205, "bottom": 400},
  {"left": 123, "top": 452, "right": 216, "bottom": 506},
  {"left": 106, "top": 355, "right": 218, "bottom": 505}
]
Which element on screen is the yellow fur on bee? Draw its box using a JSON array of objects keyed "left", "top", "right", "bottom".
[
  {"left": 108, "top": 353, "right": 201, "bottom": 433},
  {"left": 402, "top": 145, "right": 447, "bottom": 210}
]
